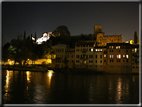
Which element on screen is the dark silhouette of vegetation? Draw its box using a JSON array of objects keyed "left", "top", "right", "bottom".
[{"left": 134, "top": 31, "right": 138, "bottom": 44}]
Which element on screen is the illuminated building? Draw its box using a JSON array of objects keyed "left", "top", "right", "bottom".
[
  {"left": 94, "top": 25, "right": 122, "bottom": 46},
  {"left": 131, "top": 44, "right": 139, "bottom": 73},
  {"left": 106, "top": 43, "right": 132, "bottom": 73},
  {"left": 75, "top": 42, "right": 95, "bottom": 69}
]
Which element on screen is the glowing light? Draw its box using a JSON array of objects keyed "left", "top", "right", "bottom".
[
  {"left": 104, "top": 54, "right": 106, "bottom": 57},
  {"left": 123, "top": 55, "right": 125, "bottom": 58},
  {"left": 26, "top": 71, "right": 31, "bottom": 82},
  {"left": 47, "top": 70, "right": 54, "bottom": 87},
  {"left": 126, "top": 55, "right": 129, "bottom": 58},
  {"left": 32, "top": 32, "right": 53, "bottom": 44},
  {"left": 117, "top": 54, "right": 121, "bottom": 58},
  {"left": 134, "top": 48, "right": 137, "bottom": 52}
]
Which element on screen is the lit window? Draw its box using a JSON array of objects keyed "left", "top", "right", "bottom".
[
  {"left": 95, "top": 49, "right": 97, "bottom": 51},
  {"left": 112, "top": 46, "right": 113, "bottom": 49},
  {"left": 91, "top": 48, "right": 93, "bottom": 51},
  {"left": 98, "top": 49, "right": 102, "bottom": 51},
  {"left": 112, "top": 55, "right": 114, "bottom": 58},
  {"left": 117, "top": 54, "right": 121, "bottom": 58},
  {"left": 109, "top": 55, "right": 112, "bottom": 58},
  {"left": 135, "top": 48, "right": 137, "bottom": 52},
  {"left": 126, "top": 55, "right": 129, "bottom": 58},
  {"left": 104, "top": 54, "right": 106, "bottom": 57},
  {"left": 132, "top": 49, "right": 134, "bottom": 52},
  {"left": 116, "top": 46, "right": 120, "bottom": 49},
  {"left": 123, "top": 55, "right": 125, "bottom": 58}
]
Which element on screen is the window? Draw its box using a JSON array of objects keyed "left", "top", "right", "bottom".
[
  {"left": 126, "top": 50, "right": 128, "bottom": 52},
  {"left": 104, "top": 60, "right": 106, "bottom": 62},
  {"left": 126, "top": 59, "right": 128, "bottom": 62},
  {"left": 123, "top": 55, "right": 125, "bottom": 58},
  {"left": 104, "top": 54, "right": 106, "bottom": 57},
  {"left": 62, "top": 49, "right": 64, "bottom": 52},
  {"left": 110, "top": 60, "right": 111, "bottom": 62},
  {"left": 76, "top": 60, "right": 79, "bottom": 63},
  {"left": 89, "top": 60, "right": 93, "bottom": 63},
  {"left": 136, "top": 66, "right": 138, "bottom": 68},
  {"left": 123, "top": 50, "right": 125, "bottom": 52},
  {"left": 76, "top": 55, "right": 79, "bottom": 58},
  {"left": 95, "top": 49, "right": 97, "bottom": 51},
  {"left": 100, "top": 55, "right": 102, "bottom": 58},
  {"left": 110, "top": 50, "right": 111, "bottom": 52},
  {"left": 96, "top": 55, "right": 97, "bottom": 58},
  {"left": 98, "top": 49, "right": 102, "bottom": 51},
  {"left": 72, "top": 60, "right": 74, "bottom": 63},
  {"left": 117, "top": 59, "right": 120, "bottom": 62},
  {"left": 110, "top": 55, "right": 114, "bottom": 58},
  {"left": 89, "top": 55, "right": 93, "bottom": 58},
  {"left": 112, "top": 60, "right": 113, "bottom": 62},
  {"left": 126, "top": 55, "right": 129, "bottom": 58},
  {"left": 89, "top": 48, "right": 93, "bottom": 52},
  {"left": 96, "top": 60, "right": 97, "bottom": 63},
  {"left": 100, "top": 60, "right": 102, "bottom": 63},
  {"left": 112, "top": 50, "right": 113, "bottom": 52},
  {"left": 134, "top": 48, "right": 137, "bottom": 52},
  {"left": 123, "top": 60, "right": 125, "bottom": 62},
  {"left": 109, "top": 46, "right": 113, "bottom": 49},
  {"left": 116, "top": 46, "right": 120, "bottom": 49},
  {"left": 117, "top": 54, "right": 121, "bottom": 58}
]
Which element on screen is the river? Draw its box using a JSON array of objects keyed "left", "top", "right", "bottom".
[{"left": 2, "top": 70, "right": 139, "bottom": 104}]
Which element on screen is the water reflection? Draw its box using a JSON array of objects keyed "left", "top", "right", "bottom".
[
  {"left": 26, "top": 71, "right": 31, "bottom": 82},
  {"left": 47, "top": 70, "right": 54, "bottom": 87},
  {"left": 3, "top": 70, "right": 13, "bottom": 102},
  {"left": 5, "top": 70, "right": 13, "bottom": 92},
  {"left": 116, "top": 77, "right": 122, "bottom": 103},
  {"left": 2, "top": 70, "right": 139, "bottom": 104}
]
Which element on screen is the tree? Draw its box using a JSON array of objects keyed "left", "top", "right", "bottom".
[
  {"left": 53, "top": 25, "right": 70, "bottom": 36},
  {"left": 52, "top": 25, "right": 71, "bottom": 45},
  {"left": 24, "top": 31, "right": 26, "bottom": 40},
  {"left": 134, "top": 31, "right": 138, "bottom": 44}
]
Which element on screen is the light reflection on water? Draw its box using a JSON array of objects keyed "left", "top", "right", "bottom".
[{"left": 2, "top": 70, "right": 139, "bottom": 104}]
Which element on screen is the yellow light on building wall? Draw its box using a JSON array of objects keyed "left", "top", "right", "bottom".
[
  {"left": 104, "top": 54, "right": 106, "bottom": 57},
  {"left": 123, "top": 55, "right": 125, "bottom": 58}
]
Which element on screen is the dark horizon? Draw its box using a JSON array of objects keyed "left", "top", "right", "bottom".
[{"left": 2, "top": 2, "right": 139, "bottom": 44}]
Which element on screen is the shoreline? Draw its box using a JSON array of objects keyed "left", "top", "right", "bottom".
[{"left": 1, "top": 66, "right": 139, "bottom": 75}]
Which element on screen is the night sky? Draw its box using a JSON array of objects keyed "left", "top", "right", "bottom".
[{"left": 2, "top": 2, "right": 139, "bottom": 44}]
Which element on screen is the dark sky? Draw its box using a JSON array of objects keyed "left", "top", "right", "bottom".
[{"left": 2, "top": 2, "right": 139, "bottom": 43}]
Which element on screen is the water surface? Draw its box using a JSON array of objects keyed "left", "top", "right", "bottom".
[{"left": 2, "top": 70, "right": 139, "bottom": 104}]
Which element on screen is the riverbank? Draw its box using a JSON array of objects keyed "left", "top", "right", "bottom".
[
  {"left": 2, "top": 65, "right": 48, "bottom": 72},
  {"left": 2, "top": 65, "right": 139, "bottom": 74}
]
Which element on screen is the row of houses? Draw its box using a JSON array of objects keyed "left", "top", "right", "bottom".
[{"left": 51, "top": 42, "right": 139, "bottom": 73}]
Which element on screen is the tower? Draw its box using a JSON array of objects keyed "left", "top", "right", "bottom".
[{"left": 94, "top": 25, "right": 102, "bottom": 36}]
